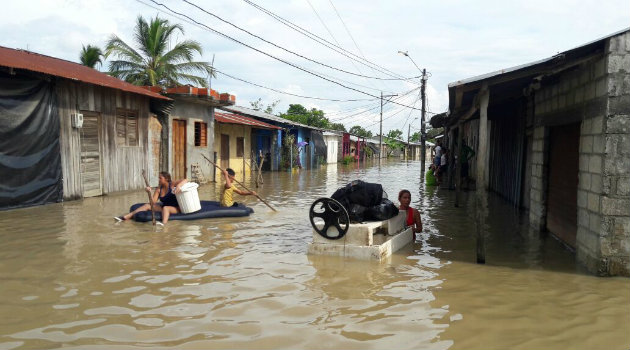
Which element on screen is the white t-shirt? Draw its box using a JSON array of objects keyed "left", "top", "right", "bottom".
[
  {"left": 435, "top": 145, "right": 442, "bottom": 158},
  {"left": 441, "top": 153, "right": 447, "bottom": 166}
]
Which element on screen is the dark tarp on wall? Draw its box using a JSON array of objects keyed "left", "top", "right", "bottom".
[
  {"left": 0, "top": 73, "right": 62, "bottom": 210},
  {"left": 311, "top": 130, "right": 327, "bottom": 157}
]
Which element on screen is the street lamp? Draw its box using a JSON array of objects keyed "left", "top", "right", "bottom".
[{"left": 398, "top": 50, "right": 427, "bottom": 172}]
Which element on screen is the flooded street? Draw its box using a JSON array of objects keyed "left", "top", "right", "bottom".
[{"left": 1, "top": 160, "right": 628, "bottom": 350}]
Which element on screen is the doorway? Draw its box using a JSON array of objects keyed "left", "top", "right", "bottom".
[{"left": 172, "top": 119, "right": 187, "bottom": 180}]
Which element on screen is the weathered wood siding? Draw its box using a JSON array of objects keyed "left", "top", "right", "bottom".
[{"left": 57, "top": 79, "right": 151, "bottom": 200}]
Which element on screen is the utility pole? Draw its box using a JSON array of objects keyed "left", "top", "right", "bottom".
[
  {"left": 407, "top": 124, "right": 411, "bottom": 160},
  {"left": 420, "top": 68, "right": 427, "bottom": 174},
  {"left": 379, "top": 91, "right": 383, "bottom": 159}
]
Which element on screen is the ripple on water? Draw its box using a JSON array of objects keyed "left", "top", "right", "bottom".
[{"left": 0, "top": 160, "right": 629, "bottom": 349}]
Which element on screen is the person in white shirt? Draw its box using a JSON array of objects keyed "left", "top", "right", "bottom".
[
  {"left": 437, "top": 149, "right": 448, "bottom": 184},
  {"left": 434, "top": 140, "right": 443, "bottom": 167}
]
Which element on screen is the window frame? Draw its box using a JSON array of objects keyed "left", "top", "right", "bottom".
[
  {"left": 115, "top": 109, "right": 139, "bottom": 147},
  {"left": 194, "top": 121, "right": 208, "bottom": 147},
  {"left": 236, "top": 137, "right": 244, "bottom": 157}
]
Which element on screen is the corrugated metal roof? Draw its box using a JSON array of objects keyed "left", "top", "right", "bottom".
[
  {"left": 221, "top": 105, "right": 321, "bottom": 130},
  {"left": 215, "top": 112, "right": 281, "bottom": 130},
  {"left": 0, "top": 46, "right": 170, "bottom": 101},
  {"left": 448, "top": 27, "right": 630, "bottom": 88}
]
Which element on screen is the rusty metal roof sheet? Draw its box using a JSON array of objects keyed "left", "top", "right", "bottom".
[
  {"left": 0, "top": 46, "right": 170, "bottom": 100},
  {"left": 215, "top": 111, "right": 282, "bottom": 130}
]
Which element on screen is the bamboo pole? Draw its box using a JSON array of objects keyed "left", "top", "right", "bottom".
[
  {"left": 141, "top": 170, "right": 156, "bottom": 225},
  {"left": 201, "top": 154, "right": 277, "bottom": 211}
]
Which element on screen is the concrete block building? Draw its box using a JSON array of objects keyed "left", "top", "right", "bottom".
[{"left": 434, "top": 28, "right": 630, "bottom": 276}]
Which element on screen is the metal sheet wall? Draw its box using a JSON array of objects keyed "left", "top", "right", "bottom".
[{"left": 488, "top": 101, "right": 526, "bottom": 206}]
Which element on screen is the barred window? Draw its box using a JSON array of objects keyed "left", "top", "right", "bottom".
[
  {"left": 194, "top": 122, "right": 208, "bottom": 147},
  {"left": 116, "top": 109, "right": 138, "bottom": 146}
]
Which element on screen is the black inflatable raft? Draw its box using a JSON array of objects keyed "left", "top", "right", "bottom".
[{"left": 130, "top": 200, "right": 254, "bottom": 222}]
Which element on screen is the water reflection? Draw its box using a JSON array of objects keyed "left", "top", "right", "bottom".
[{"left": 0, "top": 159, "right": 628, "bottom": 349}]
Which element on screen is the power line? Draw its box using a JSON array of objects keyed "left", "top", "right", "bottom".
[
  {"left": 328, "top": 88, "right": 419, "bottom": 122},
  {"left": 326, "top": 0, "right": 394, "bottom": 93},
  {"left": 136, "top": 0, "right": 398, "bottom": 94},
  {"left": 142, "top": 0, "right": 426, "bottom": 111},
  {"left": 215, "top": 68, "right": 376, "bottom": 102},
  {"left": 303, "top": 0, "right": 385, "bottom": 95},
  {"left": 181, "top": 0, "right": 419, "bottom": 82},
  {"left": 241, "top": 0, "right": 417, "bottom": 83}
]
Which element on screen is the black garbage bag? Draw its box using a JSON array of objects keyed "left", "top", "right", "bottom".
[
  {"left": 331, "top": 180, "right": 383, "bottom": 208},
  {"left": 348, "top": 203, "right": 367, "bottom": 222},
  {"left": 366, "top": 198, "right": 399, "bottom": 221}
]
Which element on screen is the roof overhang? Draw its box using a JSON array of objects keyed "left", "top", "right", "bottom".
[
  {"left": 215, "top": 111, "right": 281, "bottom": 130},
  {"left": 444, "top": 27, "right": 629, "bottom": 128}
]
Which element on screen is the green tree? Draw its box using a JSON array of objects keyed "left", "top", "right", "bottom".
[
  {"left": 279, "top": 104, "right": 330, "bottom": 128},
  {"left": 79, "top": 44, "right": 104, "bottom": 69},
  {"left": 250, "top": 98, "right": 280, "bottom": 114},
  {"left": 329, "top": 122, "right": 346, "bottom": 132},
  {"left": 349, "top": 125, "right": 372, "bottom": 138},
  {"left": 386, "top": 129, "right": 403, "bottom": 140},
  {"left": 105, "top": 15, "right": 214, "bottom": 87},
  {"left": 410, "top": 131, "right": 421, "bottom": 142}
]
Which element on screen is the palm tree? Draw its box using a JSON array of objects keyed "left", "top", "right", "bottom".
[
  {"left": 105, "top": 15, "right": 214, "bottom": 87},
  {"left": 79, "top": 44, "right": 104, "bottom": 69}
]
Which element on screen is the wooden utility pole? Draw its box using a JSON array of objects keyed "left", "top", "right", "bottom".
[
  {"left": 379, "top": 92, "right": 398, "bottom": 160},
  {"left": 407, "top": 124, "right": 411, "bottom": 159},
  {"left": 420, "top": 69, "right": 427, "bottom": 174}
]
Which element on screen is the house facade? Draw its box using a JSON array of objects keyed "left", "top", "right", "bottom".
[
  {"left": 0, "top": 46, "right": 170, "bottom": 209},
  {"left": 161, "top": 87, "right": 235, "bottom": 184},
  {"left": 213, "top": 111, "right": 281, "bottom": 181}
]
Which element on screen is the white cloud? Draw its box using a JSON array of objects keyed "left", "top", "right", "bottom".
[{"left": 2, "top": 0, "right": 628, "bottom": 134}]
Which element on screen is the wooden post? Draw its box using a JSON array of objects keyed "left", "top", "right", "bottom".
[
  {"left": 455, "top": 123, "right": 463, "bottom": 207},
  {"left": 475, "top": 83, "right": 490, "bottom": 264}
]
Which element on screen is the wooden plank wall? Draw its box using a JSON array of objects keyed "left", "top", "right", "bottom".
[{"left": 56, "top": 79, "right": 151, "bottom": 200}]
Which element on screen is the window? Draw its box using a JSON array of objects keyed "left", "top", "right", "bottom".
[
  {"left": 236, "top": 137, "right": 244, "bottom": 157},
  {"left": 194, "top": 121, "right": 207, "bottom": 147},
  {"left": 116, "top": 109, "right": 138, "bottom": 146}
]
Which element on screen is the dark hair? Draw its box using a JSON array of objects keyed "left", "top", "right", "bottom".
[
  {"left": 159, "top": 171, "right": 172, "bottom": 182},
  {"left": 226, "top": 168, "right": 235, "bottom": 176},
  {"left": 398, "top": 189, "right": 411, "bottom": 200}
]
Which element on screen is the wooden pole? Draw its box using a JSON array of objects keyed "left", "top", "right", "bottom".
[
  {"left": 475, "top": 84, "right": 490, "bottom": 264},
  {"left": 201, "top": 154, "right": 277, "bottom": 212},
  {"left": 455, "top": 123, "right": 463, "bottom": 207},
  {"left": 141, "top": 170, "right": 156, "bottom": 225}
]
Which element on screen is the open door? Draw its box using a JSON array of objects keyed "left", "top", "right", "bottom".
[
  {"left": 172, "top": 119, "right": 187, "bottom": 180},
  {"left": 546, "top": 123, "right": 580, "bottom": 247}
]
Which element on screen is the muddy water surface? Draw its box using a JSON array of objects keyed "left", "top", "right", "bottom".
[{"left": 1, "top": 160, "right": 628, "bottom": 349}]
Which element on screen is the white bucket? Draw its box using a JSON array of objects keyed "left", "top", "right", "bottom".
[{"left": 175, "top": 182, "right": 201, "bottom": 213}]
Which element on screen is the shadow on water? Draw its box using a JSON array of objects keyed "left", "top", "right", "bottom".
[{"left": 0, "top": 159, "right": 628, "bottom": 350}]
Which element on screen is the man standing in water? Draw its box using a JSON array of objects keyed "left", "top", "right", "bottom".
[{"left": 220, "top": 168, "right": 257, "bottom": 207}]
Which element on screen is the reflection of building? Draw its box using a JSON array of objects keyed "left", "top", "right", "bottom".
[{"left": 433, "top": 28, "right": 630, "bottom": 276}]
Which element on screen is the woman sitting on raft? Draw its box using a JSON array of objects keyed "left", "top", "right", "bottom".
[
  {"left": 398, "top": 190, "right": 423, "bottom": 233},
  {"left": 115, "top": 172, "right": 187, "bottom": 225}
]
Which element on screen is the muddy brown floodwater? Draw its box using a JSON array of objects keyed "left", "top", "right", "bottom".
[{"left": 1, "top": 159, "right": 629, "bottom": 350}]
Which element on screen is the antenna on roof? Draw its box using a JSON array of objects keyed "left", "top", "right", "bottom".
[{"left": 208, "top": 54, "right": 215, "bottom": 90}]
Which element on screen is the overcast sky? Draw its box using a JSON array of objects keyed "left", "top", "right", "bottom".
[{"left": 1, "top": 0, "right": 628, "bottom": 136}]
